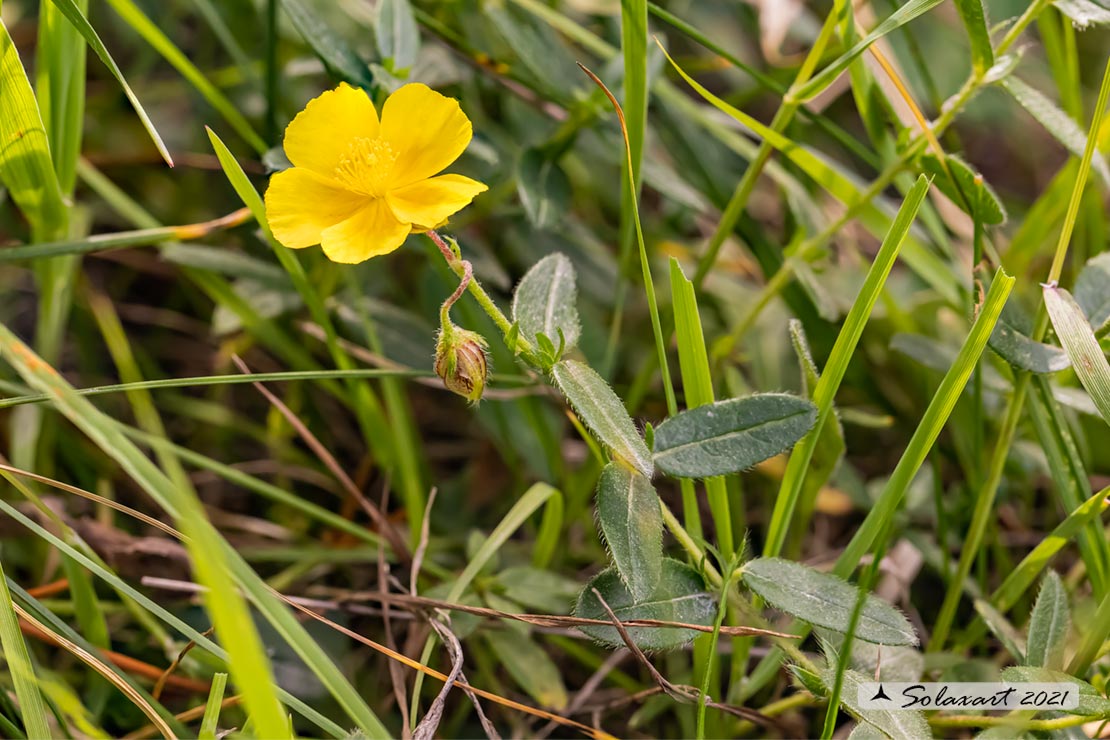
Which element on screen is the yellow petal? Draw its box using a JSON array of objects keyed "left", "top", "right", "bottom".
[
  {"left": 380, "top": 83, "right": 472, "bottom": 187},
  {"left": 264, "top": 168, "right": 366, "bottom": 249},
  {"left": 387, "top": 174, "right": 487, "bottom": 229},
  {"left": 283, "top": 83, "right": 379, "bottom": 176},
  {"left": 320, "top": 198, "right": 411, "bottom": 263}
]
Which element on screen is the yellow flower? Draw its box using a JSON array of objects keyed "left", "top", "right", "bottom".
[{"left": 264, "top": 82, "right": 487, "bottom": 264}]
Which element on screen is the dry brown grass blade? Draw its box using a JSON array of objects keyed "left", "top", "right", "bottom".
[
  {"left": 230, "top": 354, "right": 412, "bottom": 563},
  {"left": 15, "top": 605, "right": 178, "bottom": 738}
]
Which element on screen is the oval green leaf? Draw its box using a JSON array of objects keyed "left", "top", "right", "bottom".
[
  {"left": 652, "top": 394, "right": 817, "bottom": 479},
  {"left": 1025, "top": 571, "right": 1070, "bottom": 670},
  {"left": 484, "top": 629, "right": 568, "bottom": 710},
  {"left": 574, "top": 559, "right": 716, "bottom": 650},
  {"left": 989, "top": 316, "right": 1070, "bottom": 373},
  {"left": 551, "top": 360, "right": 652, "bottom": 477},
  {"left": 1001, "top": 666, "right": 1110, "bottom": 717},
  {"left": 511, "top": 252, "right": 580, "bottom": 350},
  {"left": 823, "top": 669, "right": 931, "bottom": 740},
  {"left": 743, "top": 557, "right": 918, "bottom": 646},
  {"left": 596, "top": 463, "right": 662, "bottom": 602}
]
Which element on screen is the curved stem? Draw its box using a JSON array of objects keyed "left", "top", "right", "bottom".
[{"left": 426, "top": 230, "right": 536, "bottom": 359}]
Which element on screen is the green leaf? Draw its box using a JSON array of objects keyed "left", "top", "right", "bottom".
[
  {"left": 1075, "top": 252, "right": 1110, "bottom": 332},
  {"left": 1025, "top": 571, "right": 1070, "bottom": 670},
  {"left": 1043, "top": 284, "right": 1110, "bottom": 427},
  {"left": 574, "top": 559, "right": 716, "bottom": 650},
  {"left": 1002, "top": 77, "right": 1110, "bottom": 186},
  {"left": 46, "top": 0, "right": 172, "bottom": 164},
  {"left": 1054, "top": 0, "right": 1110, "bottom": 30},
  {"left": 1001, "top": 666, "right": 1110, "bottom": 717},
  {"left": 375, "top": 0, "right": 419, "bottom": 73},
  {"left": 517, "top": 148, "right": 572, "bottom": 229},
  {"left": 0, "top": 18, "right": 67, "bottom": 236},
  {"left": 988, "top": 305, "right": 1070, "bottom": 373},
  {"left": 920, "top": 153, "right": 1006, "bottom": 224},
  {"left": 551, "top": 360, "right": 653, "bottom": 477},
  {"left": 596, "top": 462, "right": 663, "bottom": 602},
  {"left": 280, "top": 0, "right": 375, "bottom": 87},
  {"left": 484, "top": 629, "right": 568, "bottom": 710},
  {"left": 652, "top": 394, "right": 817, "bottom": 479},
  {"left": 821, "top": 669, "right": 931, "bottom": 740},
  {"left": 952, "top": 0, "right": 994, "bottom": 73},
  {"left": 0, "top": 560, "right": 51, "bottom": 740},
  {"left": 742, "top": 558, "right": 918, "bottom": 646},
  {"left": 483, "top": 0, "right": 578, "bottom": 99},
  {"left": 511, "top": 253, "right": 580, "bottom": 350}
]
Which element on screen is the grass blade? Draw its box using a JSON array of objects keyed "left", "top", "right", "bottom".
[
  {"left": 0, "top": 557, "right": 51, "bottom": 739},
  {"left": 0, "top": 326, "right": 400, "bottom": 738},
  {"left": 0, "top": 18, "right": 67, "bottom": 237},
  {"left": 35, "top": 0, "right": 86, "bottom": 196},
  {"left": 45, "top": 0, "right": 172, "bottom": 166},
  {"left": 765, "top": 175, "right": 931, "bottom": 559},
  {"left": 670, "top": 258, "right": 734, "bottom": 556},
  {"left": 198, "top": 673, "right": 228, "bottom": 740},
  {"left": 410, "top": 483, "right": 559, "bottom": 724},
  {"left": 102, "top": 0, "right": 266, "bottom": 153},
  {"left": 953, "top": 0, "right": 994, "bottom": 74},
  {"left": 834, "top": 268, "right": 1015, "bottom": 578}
]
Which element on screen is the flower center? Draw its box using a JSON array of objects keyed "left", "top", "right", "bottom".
[{"left": 334, "top": 137, "right": 398, "bottom": 197}]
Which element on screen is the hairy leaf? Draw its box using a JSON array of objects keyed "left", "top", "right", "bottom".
[
  {"left": 653, "top": 394, "right": 817, "bottom": 478},
  {"left": 743, "top": 558, "right": 917, "bottom": 645},
  {"left": 574, "top": 559, "right": 715, "bottom": 650},
  {"left": 552, "top": 361, "right": 652, "bottom": 477},
  {"left": 596, "top": 463, "right": 662, "bottom": 602}
]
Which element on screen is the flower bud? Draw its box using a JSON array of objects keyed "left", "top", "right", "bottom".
[{"left": 434, "top": 328, "right": 489, "bottom": 404}]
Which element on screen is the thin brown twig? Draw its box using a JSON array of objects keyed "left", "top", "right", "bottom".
[
  {"left": 229, "top": 355, "right": 411, "bottom": 563},
  {"left": 142, "top": 576, "right": 791, "bottom": 639},
  {"left": 277, "top": 592, "right": 616, "bottom": 739},
  {"left": 588, "top": 588, "right": 782, "bottom": 731},
  {"left": 152, "top": 628, "right": 214, "bottom": 701}
]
